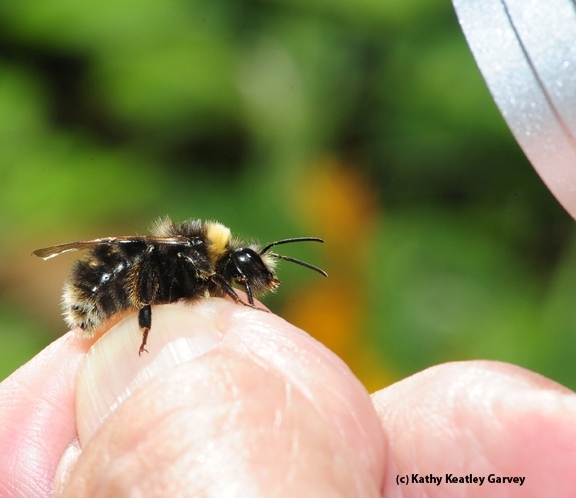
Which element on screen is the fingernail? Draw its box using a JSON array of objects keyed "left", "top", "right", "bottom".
[
  {"left": 75, "top": 302, "right": 224, "bottom": 443},
  {"left": 53, "top": 439, "right": 81, "bottom": 498}
]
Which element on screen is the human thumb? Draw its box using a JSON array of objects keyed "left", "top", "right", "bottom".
[{"left": 54, "top": 300, "right": 385, "bottom": 497}]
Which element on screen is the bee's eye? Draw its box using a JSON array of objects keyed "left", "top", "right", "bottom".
[
  {"left": 235, "top": 249, "right": 255, "bottom": 265},
  {"left": 232, "top": 248, "right": 271, "bottom": 276}
]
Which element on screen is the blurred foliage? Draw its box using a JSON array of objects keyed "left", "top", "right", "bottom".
[{"left": 0, "top": 0, "right": 574, "bottom": 391}]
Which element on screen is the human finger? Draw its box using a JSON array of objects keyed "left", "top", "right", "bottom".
[
  {"left": 57, "top": 300, "right": 386, "bottom": 497},
  {"left": 371, "top": 361, "right": 576, "bottom": 497},
  {"left": 0, "top": 332, "right": 90, "bottom": 497}
]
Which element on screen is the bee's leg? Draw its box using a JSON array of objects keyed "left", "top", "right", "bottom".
[
  {"left": 235, "top": 279, "right": 269, "bottom": 312},
  {"left": 210, "top": 274, "right": 259, "bottom": 309},
  {"left": 210, "top": 274, "right": 244, "bottom": 303},
  {"left": 242, "top": 281, "right": 255, "bottom": 305},
  {"left": 210, "top": 274, "right": 268, "bottom": 312},
  {"left": 138, "top": 304, "right": 152, "bottom": 355},
  {"left": 133, "top": 246, "right": 159, "bottom": 355}
]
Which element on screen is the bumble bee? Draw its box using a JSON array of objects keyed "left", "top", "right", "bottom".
[{"left": 34, "top": 217, "right": 326, "bottom": 355}]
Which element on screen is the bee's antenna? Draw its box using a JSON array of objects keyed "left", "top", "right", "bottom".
[
  {"left": 260, "top": 238, "right": 327, "bottom": 277},
  {"left": 268, "top": 253, "right": 327, "bottom": 276},
  {"left": 260, "top": 237, "right": 324, "bottom": 254}
]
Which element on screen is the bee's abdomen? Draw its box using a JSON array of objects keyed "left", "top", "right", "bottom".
[{"left": 62, "top": 249, "right": 134, "bottom": 335}]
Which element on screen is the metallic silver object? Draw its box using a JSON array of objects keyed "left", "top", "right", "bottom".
[{"left": 453, "top": 0, "right": 576, "bottom": 218}]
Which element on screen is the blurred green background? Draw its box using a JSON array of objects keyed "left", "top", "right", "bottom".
[{"left": 0, "top": 0, "right": 574, "bottom": 391}]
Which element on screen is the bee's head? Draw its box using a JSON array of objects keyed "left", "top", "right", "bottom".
[
  {"left": 220, "top": 247, "right": 280, "bottom": 296},
  {"left": 218, "top": 237, "right": 326, "bottom": 304}
]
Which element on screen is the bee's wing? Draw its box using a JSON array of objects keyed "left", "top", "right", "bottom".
[{"left": 33, "top": 236, "right": 189, "bottom": 260}]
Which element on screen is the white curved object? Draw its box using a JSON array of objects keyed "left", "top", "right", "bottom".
[{"left": 453, "top": 0, "right": 576, "bottom": 218}]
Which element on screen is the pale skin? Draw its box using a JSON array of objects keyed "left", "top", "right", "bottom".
[{"left": 0, "top": 299, "right": 575, "bottom": 497}]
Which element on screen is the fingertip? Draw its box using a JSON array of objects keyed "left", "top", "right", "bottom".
[
  {"left": 371, "top": 361, "right": 576, "bottom": 496},
  {"left": 65, "top": 299, "right": 385, "bottom": 496}
]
